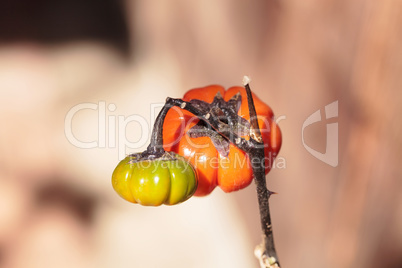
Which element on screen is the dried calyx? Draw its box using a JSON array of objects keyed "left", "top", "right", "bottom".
[
  {"left": 186, "top": 92, "right": 251, "bottom": 157},
  {"left": 128, "top": 151, "right": 180, "bottom": 163}
]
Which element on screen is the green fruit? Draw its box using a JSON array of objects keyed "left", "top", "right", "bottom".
[{"left": 112, "top": 152, "right": 198, "bottom": 206}]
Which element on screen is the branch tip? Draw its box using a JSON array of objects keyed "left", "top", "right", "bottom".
[
  {"left": 243, "top": 80, "right": 263, "bottom": 143},
  {"left": 243, "top": 75, "right": 251, "bottom": 86}
]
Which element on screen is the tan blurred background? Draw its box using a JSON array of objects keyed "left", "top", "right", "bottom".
[{"left": 0, "top": 1, "right": 401, "bottom": 267}]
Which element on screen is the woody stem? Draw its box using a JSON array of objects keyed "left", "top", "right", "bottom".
[{"left": 244, "top": 81, "right": 280, "bottom": 267}]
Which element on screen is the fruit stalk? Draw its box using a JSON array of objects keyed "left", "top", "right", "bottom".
[{"left": 145, "top": 100, "right": 172, "bottom": 157}]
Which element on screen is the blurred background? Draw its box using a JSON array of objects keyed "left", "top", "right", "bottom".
[{"left": 0, "top": 1, "right": 401, "bottom": 267}]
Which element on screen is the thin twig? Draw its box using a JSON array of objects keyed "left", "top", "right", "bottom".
[{"left": 243, "top": 76, "right": 280, "bottom": 268}]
